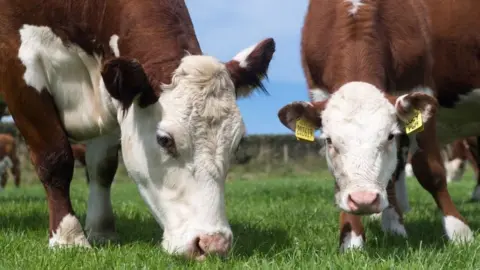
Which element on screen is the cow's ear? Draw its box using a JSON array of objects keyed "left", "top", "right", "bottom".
[
  {"left": 278, "top": 101, "right": 327, "bottom": 132},
  {"left": 387, "top": 92, "right": 438, "bottom": 128},
  {"left": 225, "top": 38, "right": 276, "bottom": 98},
  {"left": 101, "top": 57, "right": 158, "bottom": 113}
]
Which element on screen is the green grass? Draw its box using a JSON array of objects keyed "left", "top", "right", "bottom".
[{"left": 1, "top": 167, "right": 480, "bottom": 269}]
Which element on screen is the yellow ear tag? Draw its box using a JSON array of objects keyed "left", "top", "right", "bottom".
[
  {"left": 295, "top": 118, "right": 315, "bottom": 142},
  {"left": 405, "top": 109, "right": 424, "bottom": 134}
]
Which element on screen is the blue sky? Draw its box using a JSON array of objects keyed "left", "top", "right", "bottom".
[{"left": 186, "top": 0, "right": 310, "bottom": 134}]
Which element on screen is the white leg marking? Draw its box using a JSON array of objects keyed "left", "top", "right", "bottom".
[
  {"left": 381, "top": 207, "right": 407, "bottom": 237},
  {"left": 85, "top": 181, "right": 116, "bottom": 242},
  {"left": 84, "top": 132, "right": 119, "bottom": 243},
  {"left": 471, "top": 185, "right": 480, "bottom": 201},
  {"left": 442, "top": 215, "right": 473, "bottom": 244},
  {"left": 340, "top": 231, "right": 364, "bottom": 252},
  {"left": 445, "top": 158, "right": 465, "bottom": 183},
  {"left": 395, "top": 172, "right": 410, "bottom": 213},
  {"left": 49, "top": 214, "right": 91, "bottom": 248},
  {"left": 405, "top": 163, "right": 414, "bottom": 178},
  {"left": 109, "top": 35, "right": 120, "bottom": 57}
]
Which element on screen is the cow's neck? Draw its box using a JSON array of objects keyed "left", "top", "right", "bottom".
[{"left": 113, "top": 0, "right": 203, "bottom": 94}]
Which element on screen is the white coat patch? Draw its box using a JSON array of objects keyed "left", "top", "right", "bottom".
[{"left": 17, "top": 24, "right": 118, "bottom": 140}]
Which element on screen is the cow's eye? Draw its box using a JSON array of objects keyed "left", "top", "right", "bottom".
[
  {"left": 156, "top": 132, "right": 177, "bottom": 156},
  {"left": 326, "top": 137, "right": 332, "bottom": 144},
  {"left": 388, "top": 134, "right": 394, "bottom": 141}
]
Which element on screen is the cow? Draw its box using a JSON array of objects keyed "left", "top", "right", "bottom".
[
  {"left": 0, "top": 134, "right": 21, "bottom": 189},
  {"left": 278, "top": 0, "right": 477, "bottom": 251},
  {"left": 0, "top": 0, "right": 276, "bottom": 260},
  {"left": 406, "top": 137, "right": 480, "bottom": 200}
]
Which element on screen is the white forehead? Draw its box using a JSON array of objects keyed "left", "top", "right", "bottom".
[
  {"left": 159, "top": 54, "right": 245, "bottom": 144},
  {"left": 322, "top": 82, "right": 398, "bottom": 142}
]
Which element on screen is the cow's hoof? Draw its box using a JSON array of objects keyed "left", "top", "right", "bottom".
[
  {"left": 471, "top": 185, "right": 480, "bottom": 201},
  {"left": 443, "top": 215, "right": 474, "bottom": 244},
  {"left": 381, "top": 207, "right": 407, "bottom": 237},
  {"left": 86, "top": 231, "right": 119, "bottom": 245},
  {"left": 49, "top": 214, "right": 91, "bottom": 248},
  {"left": 339, "top": 231, "right": 364, "bottom": 253}
]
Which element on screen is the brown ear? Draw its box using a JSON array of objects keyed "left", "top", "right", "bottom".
[
  {"left": 277, "top": 101, "right": 327, "bottom": 132},
  {"left": 386, "top": 92, "right": 438, "bottom": 125},
  {"left": 101, "top": 57, "right": 158, "bottom": 114},
  {"left": 225, "top": 38, "right": 276, "bottom": 98}
]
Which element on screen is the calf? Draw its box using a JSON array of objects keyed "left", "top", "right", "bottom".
[
  {"left": 0, "top": 0, "right": 275, "bottom": 260},
  {"left": 278, "top": 0, "right": 474, "bottom": 251},
  {"left": 0, "top": 134, "right": 21, "bottom": 189}
]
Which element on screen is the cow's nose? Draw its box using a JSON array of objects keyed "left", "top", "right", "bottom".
[
  {"left": 189, "top": 233, "right": 232, "bottom": 261},
  {"left": 347, "top": 191, "right": 380, "bottom": 214}
]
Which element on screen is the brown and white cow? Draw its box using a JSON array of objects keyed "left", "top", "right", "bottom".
[
  {"left": 0, "top": 0, "right": 275, "bottom": 260},
  {"left": 278, "top": 0, "right": 476, "bottom": 251},
  {"left": 0, "top": 133, "right": 21, "bottom": 189},
  {"left": 406, "top": 136, "right": 480, "bottom": 200}
]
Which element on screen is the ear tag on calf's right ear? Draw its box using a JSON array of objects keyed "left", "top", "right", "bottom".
[
  {"left": 295, "top": 118, "right": 315, "bottom": 142},
  {"left": 405, "top": 109, "right": 424, "bottom": 134}
]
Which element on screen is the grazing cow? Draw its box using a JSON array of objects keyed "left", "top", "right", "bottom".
[
  {"left": 278, "top": 0, "right": 476, "bottom": 251},
  {"left": 0, "top": 134, "right": 21, "bottom": 189},
  {"left": 0, "top": 0, "right": 275, "bottom": 260},
  {"left": 406, "top": 137, "right": 480, "bottom": 200}
]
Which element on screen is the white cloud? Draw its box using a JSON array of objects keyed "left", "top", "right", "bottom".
[{"left": 186, "top": 0, "right": 309, "bottom": 83}]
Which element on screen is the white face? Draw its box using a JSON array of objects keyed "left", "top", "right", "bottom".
[
  {"left": 320, "top": 82, "right": 401, "bottom": 214},
  {"left": 278, "top": 81, "right": 436, "bottom": 215},
  {"left": 118, "top": 55, "right": 246, "bottom": 257}
]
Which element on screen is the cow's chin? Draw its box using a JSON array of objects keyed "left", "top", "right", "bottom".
[
  {"left": 131, "top": 176, "right": 233, "bottom": 259},
  {"left": 335, "top": 186, "right": 389, "bottom": 215}
]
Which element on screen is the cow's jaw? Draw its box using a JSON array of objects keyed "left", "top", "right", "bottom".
[
  {"left": 116, "top": 55, "right": 243, "bottom": 258},
  {"left": 321, "top": 82, "right": 401, "bottom": 214}
]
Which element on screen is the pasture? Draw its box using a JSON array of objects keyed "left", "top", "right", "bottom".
[{"left": 0, "top": 165, "right": 479, "bottom": 269}]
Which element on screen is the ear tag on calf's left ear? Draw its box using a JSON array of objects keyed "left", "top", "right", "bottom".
[
  {"left": 295, "top": 118, "right": 315, "bottom": 142},
  {"left": 405, "top": 109, "right": 424, "bottom": 134}
]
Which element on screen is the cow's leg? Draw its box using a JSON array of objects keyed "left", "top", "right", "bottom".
[
  {"left": 0, "top": 171, "right": 7, "bottom": 190},
  {"left": 84, "top": 131, "right": 120, "bottom": 243},
  {"left": 12, "top": 154, "right": 21, "bottom": 188},
  {"left": 381, "top": 179, "right": 407, "bottom": 237},
  {"left": 4, "top": 87, "right": 89, "bottom": 247},
  {"left": 339, "top": 212, "right": 365, "bottom": 252},
  {"left": 411, "top": 132, "right": 473, "bottom": 243},
  {"left": 471, "top": 136, "right": 480, "bottom": 201}
]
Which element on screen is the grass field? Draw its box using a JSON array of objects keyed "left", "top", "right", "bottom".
[{"left": 1, "top": 167, "right": 480, "bottom": 269}]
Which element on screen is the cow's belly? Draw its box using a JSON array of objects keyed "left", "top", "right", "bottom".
[
  {"left": 436, "top": 91, "right": 480, "bottom": 145},
  {"left": 18, "top": 25, "right": 118, "bottom": 141}
]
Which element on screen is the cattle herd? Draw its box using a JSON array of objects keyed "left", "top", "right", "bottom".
[{"left": 0, "top": 0, "right": 480, "bottom": 262}]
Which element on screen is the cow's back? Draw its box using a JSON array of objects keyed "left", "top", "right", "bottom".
[
  {"left": 302, "top": 0, "right": 432, "bottom": 94},
  {"left": 425, "top": 0, "right": 480, "bottom": 107}
]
